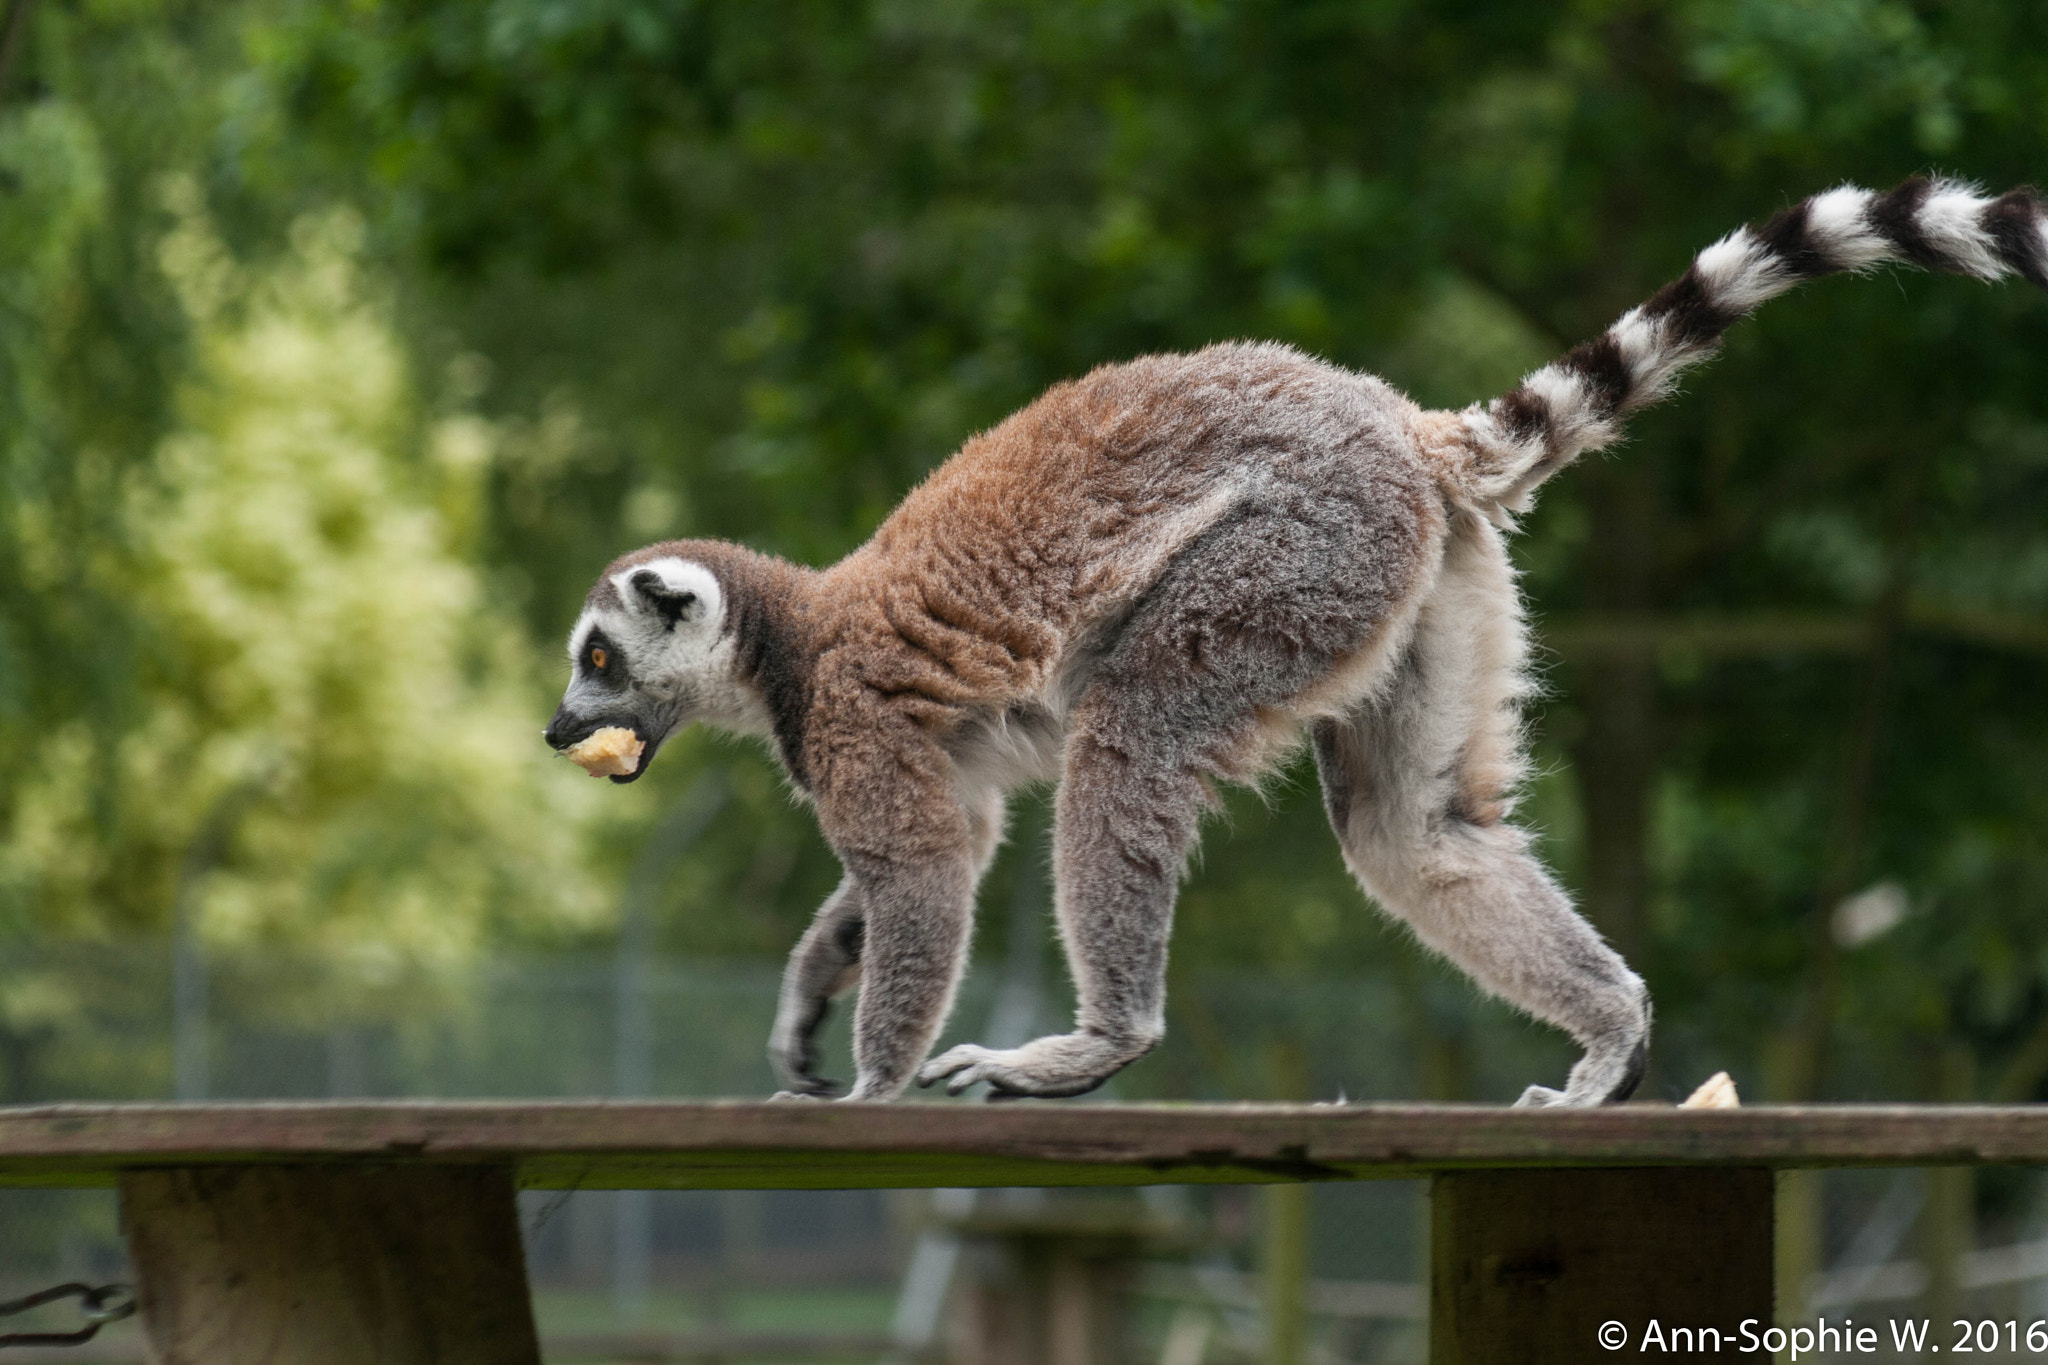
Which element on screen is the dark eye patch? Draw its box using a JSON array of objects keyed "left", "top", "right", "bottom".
[{"left": 583, "top": 632, "right": 623, "bottom": 682}]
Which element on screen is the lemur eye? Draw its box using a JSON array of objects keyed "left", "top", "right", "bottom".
[{"left": 589, "top": 646, "right": 608, "bottom": 670}]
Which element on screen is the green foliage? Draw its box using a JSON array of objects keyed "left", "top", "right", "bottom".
[
  {"left": 4, "top": 0, "right": 2048, "bottom": 1104},
  {"left": 0, "top": 10, "right": 612, "bottom": 1089},
  {"left": 5, "top": 183, "right": 608, "bottom": 974}
]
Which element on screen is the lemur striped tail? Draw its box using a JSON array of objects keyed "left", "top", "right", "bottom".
[{"left": 1455, "top": 176, "right": 2048, "bottom": 511}]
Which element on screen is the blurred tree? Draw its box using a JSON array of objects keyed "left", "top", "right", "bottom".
[
  {"left": 125, "top": 189, "right": 603, "bottom": 961},
  {"left": 0, "top": 4, "right": 606, "bottom": 1097}
]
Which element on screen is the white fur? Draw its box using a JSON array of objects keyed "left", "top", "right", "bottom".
[
  {"left": 1317, "top": 513, "right": 1646, "bottom": 1108},
  {"left": 1804, "top": 186, "right": 1887, "bottom": 270},
  {"left": 948, "top": 704, "right": 1068, "bottom": 795},
  {"left": 609, "top": 557, "right": 724, "bottom": 625},
  {"left": 1917, "top": 180, "right": 2004, "bottom": 281},
  {"left": 1693, "top": 227, "right": 1791, "bottom": 313},
  {"left": 1474, "top": 178, "right": 2043, "bottom": 527},
  {"left": 1608, "top": 308, "right": 1664, "bottom": 386},
  {"left": 571, "top": 557, "right": 771, "bottom": 736},
  {"left": 1452, "top": 406, "right": 1546, "bottom": 517},
  {"left": 1612, "top": 309, "right": 1690, "bottom": 404},
  {"left": 1520, "top": 364, "right": 1586, "bottom": 421},
  {"left": 1522, "top": 364, "right": 1618, "bottom": 453}
]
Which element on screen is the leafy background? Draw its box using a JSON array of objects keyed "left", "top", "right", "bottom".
[{"left": 4, "top": 0, "right": 2048, "bottom": 1330}]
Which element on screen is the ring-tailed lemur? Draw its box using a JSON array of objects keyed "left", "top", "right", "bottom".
[{"left": 546, "top": 176, "right": 2048, "bottom": 1105}]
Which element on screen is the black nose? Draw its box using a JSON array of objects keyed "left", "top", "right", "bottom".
[{"left": 543, "top": 708, "right": 571, "bottom": 750}]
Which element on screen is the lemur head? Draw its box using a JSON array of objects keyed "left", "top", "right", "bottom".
[{"left": 544, "top": 541, "right": 771, "bottom": 783}]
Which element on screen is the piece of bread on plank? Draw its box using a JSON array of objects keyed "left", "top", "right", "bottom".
[{"left": 1680, "top": 1071, "right": 1740, "bottom": 1109}]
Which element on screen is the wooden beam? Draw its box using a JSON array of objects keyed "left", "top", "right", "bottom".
[
  {"left": 5, "top": 1102, "right": 2048, "bottom": 1189},
  {"left": 120, "top": 1164, "right": 540, "bottom": 1365},
  {"left": 1430, "top": 1168, "right": 1773, "bottom": 1364}
]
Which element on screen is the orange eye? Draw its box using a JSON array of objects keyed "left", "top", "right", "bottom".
[{"left": 590, "top": 647, "right": 608, "bottom": 670}]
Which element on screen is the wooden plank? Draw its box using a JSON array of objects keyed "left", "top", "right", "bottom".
[
  {"left": 4, "top": 1101, "right": 2048, "bottom": 1189},
  {"left": 1430, "top": 1168, "right": 1774, "bottom": 1364},
  {"left": 120, "top": 1164, "right": 541, "bottom": 1365}
]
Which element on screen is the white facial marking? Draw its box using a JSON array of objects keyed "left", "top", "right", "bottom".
[
  {"left": 561, "top": 556, "right": 771, "bottom": 741},
  {"left": 610, "top": 556, "right": 724, "bottom": 628}
]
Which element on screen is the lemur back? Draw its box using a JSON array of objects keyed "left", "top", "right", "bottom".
[
  {"left": 548, "top": 175, "right": 2048, "bottom": 1105},
  {"left": 824, "top": 345, "right": 1441, "bottom": 734}
]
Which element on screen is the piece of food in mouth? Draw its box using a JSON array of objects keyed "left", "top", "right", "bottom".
[{"left": 563, "top": 726, "right": 645, "bottom": 778}]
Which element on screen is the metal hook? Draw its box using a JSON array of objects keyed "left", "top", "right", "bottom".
[{"left": 0, "top": 1281, "right": 136, "bottom": 1349}]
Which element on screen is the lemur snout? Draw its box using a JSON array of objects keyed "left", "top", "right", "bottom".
[{"left": 542, "top": 706, "right": 593, "bottom": 751}]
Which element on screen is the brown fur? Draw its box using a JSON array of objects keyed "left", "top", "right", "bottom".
[{"left": 562, "top": 343, "right": 1483, "bottom": 1100}]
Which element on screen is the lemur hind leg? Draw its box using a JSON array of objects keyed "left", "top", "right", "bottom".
[
  {"left": 1313, "top": 514, "right": 1649, "bottom": 1107},
  {"left": 922, "top": 487, "right": 1432, "bottom": 1099},
  {"left": 771, "top": 789, "right": 1006, "bottom": 1097}
]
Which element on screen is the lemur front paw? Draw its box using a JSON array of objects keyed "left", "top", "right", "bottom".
[
  {"left": 917, "top": 1044, "right": 1108, "bottom": 1099},
  {"left": 767, "top": 1021, "right": 842, "bottom": 1097},
  {"left": 1513, "top": 1084, "right": 1570, "bottom": 1108},
  {"left": 917, "top": 1032, "right": 1145, "bottom": 1099}
]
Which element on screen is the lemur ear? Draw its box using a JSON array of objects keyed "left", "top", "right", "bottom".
[{"left": 629, "top": 569, "right": 703, "bottom": 628}]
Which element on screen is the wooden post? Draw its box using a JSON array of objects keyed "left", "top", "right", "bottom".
[
  {"left": 1430, "top": 1168, "right": 1773, "bottom": 1364},
  {"left": 941, "top": 1193, "right": 1189, "bottom": 1365},
  {"left": 119, "top": 1164, "right": 541, "bottom": 1365},
  {"left": 1262, "top": 1183, "right": 1310, "bottom": 1365},
  {"left": 946, "top": 1223, "right": 1142, "bottom": 1365}
]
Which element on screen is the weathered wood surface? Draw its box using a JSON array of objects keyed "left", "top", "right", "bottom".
[
  {"left": 121, "top": 1164, "right": 541, "bottom": 1365},
  {"left": 6, "top": 1101, "right": 2048, "bottom": 1189},
  {"left": 1430, "top": 1168, "right": 1774, "bottom": 1365}
]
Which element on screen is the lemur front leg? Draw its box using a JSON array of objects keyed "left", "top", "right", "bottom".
[
  {"left": 791, "top": 718, "right": 984, "bottom": 1103},
  {"left": 772, "top": 785, "right": 1004, "bottom": 1099},
  {"left": 768, "top": 876, "right": 865, "bottom": 1096},
  {"left": 836, "top": 846, "right": 979, "bottom": 1101},
  {"left": 920, "top": 725, "right": 1190, "bottom": 1099}
]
